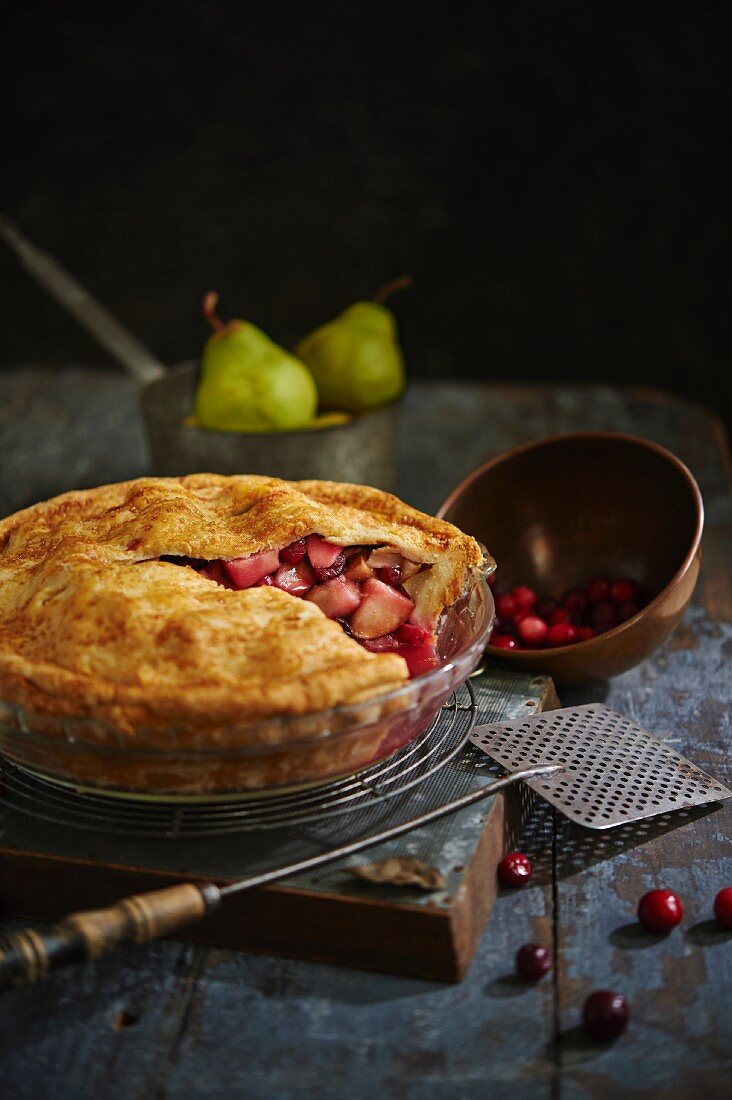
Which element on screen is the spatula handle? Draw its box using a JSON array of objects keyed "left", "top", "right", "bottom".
[{"left": 0, "top": 882, "right": 221, "bottom": 990}]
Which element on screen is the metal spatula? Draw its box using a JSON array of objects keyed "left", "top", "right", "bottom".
[{"left": 471, "top": 704, "right": 731, "bottom": 829}]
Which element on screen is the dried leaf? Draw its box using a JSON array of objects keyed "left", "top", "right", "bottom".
[{"left": 350, "top": 857, "right": 446, "bottom": 891}]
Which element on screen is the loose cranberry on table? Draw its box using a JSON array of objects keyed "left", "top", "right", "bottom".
[
  {"left": 582, "top": 990, "right": 629, "bottom": 1041},
  {"left": 637, "top": 889, "right": 684, "bottom": 933},
  {"left": 713, "top": 887, "right": 732, "bottom": 929},
  {"left": 515, "top": 943, "right": 552, "bottom": 981},
  {"left": 498, "top": 852, "right": 532, "bottom": 887}
]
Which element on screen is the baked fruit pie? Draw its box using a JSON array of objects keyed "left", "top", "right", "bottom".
[{"left": 0, "top": 475, "right": 489, "bottom": 793}]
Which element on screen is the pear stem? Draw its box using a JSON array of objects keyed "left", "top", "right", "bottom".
[
  {"left": 203, "top": 291, "right": 226, "bottom": 332},
  {"left": 373, "top": 275, "right": 414, "bottom": 305}
]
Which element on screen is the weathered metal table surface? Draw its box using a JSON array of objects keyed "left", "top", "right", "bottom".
[{"left": 0, "top": 372, "right": 730, "bottom": 1100}]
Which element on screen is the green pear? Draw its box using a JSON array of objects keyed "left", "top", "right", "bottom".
[
  {"left": 295, "top": 277, "right": 411, "bottom": 412},
  {"left": 193, "top": 292, "right": 318, "bottom": 432}
]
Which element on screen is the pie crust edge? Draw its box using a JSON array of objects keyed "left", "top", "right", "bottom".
[{"left": 0, "top": 475, "right": 487, "bottom": 746}]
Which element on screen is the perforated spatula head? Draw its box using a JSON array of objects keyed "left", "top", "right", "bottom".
[{"left": 471, "top": 704, "right": 731, "bottom": 829}]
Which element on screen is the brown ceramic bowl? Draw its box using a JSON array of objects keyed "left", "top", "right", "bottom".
[{"left": 439, "top": 433, "right": 704, "bottom": 686}]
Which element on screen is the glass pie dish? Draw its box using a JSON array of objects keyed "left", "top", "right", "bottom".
[{"left": 0, "top": 568, "right": 494, "bottom": 800}]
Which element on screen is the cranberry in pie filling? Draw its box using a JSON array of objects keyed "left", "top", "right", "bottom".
[{"left": 176, "top": 537, "right": 441, "bottom": 676}]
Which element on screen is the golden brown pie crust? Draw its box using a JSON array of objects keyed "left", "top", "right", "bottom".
[{"left": 0, "top": 475, "right": 484, "bottom": 745}]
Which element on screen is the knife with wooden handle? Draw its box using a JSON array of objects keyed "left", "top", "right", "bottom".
[{"left": 0, "top": 884, "right": 222, "bottom": 987}]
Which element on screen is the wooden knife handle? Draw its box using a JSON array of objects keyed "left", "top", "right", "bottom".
[{"left": 0, "top": 882, "right": 221, "bottom": 990}]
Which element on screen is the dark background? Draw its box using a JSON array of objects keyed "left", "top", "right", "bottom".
[{"left": 2, "top": 2, "right": 730, "bottom": 427}]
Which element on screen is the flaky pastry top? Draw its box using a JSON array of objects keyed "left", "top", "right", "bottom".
[{"left": 0, "top": 475, "right": 485, "bottom": 737}]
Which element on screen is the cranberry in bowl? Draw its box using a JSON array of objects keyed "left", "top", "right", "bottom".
[{"left": 439, "top": 433, "right": 703, "bottom": 685}]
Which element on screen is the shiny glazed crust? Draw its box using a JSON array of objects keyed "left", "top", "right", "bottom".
[{"left": 0, "top": 475, "right": 484, "bottom": 744}]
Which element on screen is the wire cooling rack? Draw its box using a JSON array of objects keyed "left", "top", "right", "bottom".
[{"left": 0, "top": 683, "right": 477, "bottom": 839}]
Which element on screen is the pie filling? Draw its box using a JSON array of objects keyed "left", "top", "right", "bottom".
[{"left": 161, "top": 535, "right": 440, "bottom": 678}]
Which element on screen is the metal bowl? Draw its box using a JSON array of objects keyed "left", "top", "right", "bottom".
[
  {"left": 439, "top": 433, "right": 704, "bottom": 686},
  {"left": 139, "top": 363, "right": 401, "bottom": 490}
]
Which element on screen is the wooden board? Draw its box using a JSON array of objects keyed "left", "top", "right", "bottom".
[{"left": 0, "top": 667, "right": 558, "bottom": 983}]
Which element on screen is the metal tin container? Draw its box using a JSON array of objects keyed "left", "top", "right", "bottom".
[
  {"left": 140, "top": 363, "right": 401, "bottom": 489},
  {"left": 0, "top": 222, "right": 402, "bottom": 490}
]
